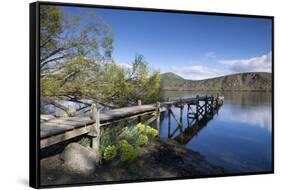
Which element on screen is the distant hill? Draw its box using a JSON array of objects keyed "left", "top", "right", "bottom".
[{"left": 160, "top": 72, "right": 272, "bottom": 91}]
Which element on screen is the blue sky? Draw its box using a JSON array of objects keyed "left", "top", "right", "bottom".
[{"left": 61, "top": 6, "right": 272, "bottom": 80}]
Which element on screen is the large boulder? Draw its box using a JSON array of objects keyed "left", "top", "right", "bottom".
[{"left": 61, "top": 143, "right": 97, "bottom": 175}]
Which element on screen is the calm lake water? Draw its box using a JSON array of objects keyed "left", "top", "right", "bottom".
[{"left": 159, "top": 91, "right": 272, "bottom": 173}]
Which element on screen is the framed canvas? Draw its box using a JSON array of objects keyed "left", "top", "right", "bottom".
[{"left": 29, "top": 1, "right": 274, "bottom": 188}]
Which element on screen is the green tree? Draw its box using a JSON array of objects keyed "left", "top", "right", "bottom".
[
  {"left": 40, "top": 5, "right": 160, "bottom": 109},
  {"left": 40, "top": 5, "right": 113, "bottom": 73},
  {"left": 97, "top": 54, "right": 161, "bottom": 106}
]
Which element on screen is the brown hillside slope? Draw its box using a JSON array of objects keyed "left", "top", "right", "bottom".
[{"left": 160, "top": 72, "right": 272, "bottom": 91}]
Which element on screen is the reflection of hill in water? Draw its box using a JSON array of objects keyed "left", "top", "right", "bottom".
[
  {"left": 217, "top": 104, "right": 272, "bottom": 132},
  {"left": 222, "top": 92, "right": 271, "bottom": 106}
]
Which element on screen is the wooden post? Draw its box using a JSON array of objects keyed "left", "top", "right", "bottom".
[
  {"left": 215, "top": 97, "right": 218, "bottom": 109},
  {"left": 204, "top": 95, "right": 208, "bottom": 116},
  {"left": 187, "top": 104, "right": 190, "bottom": 118},
  {"left": 89, "top": 104, "right": 100, "bottom": 158},
  {"left": 179, "top": 104, "right": 183, "bottom": 133},
  {"left": 215, "top": 93, "right": 219, "bottom": 109},
  {"left": 156, "top": 102, "right": 161, "bottom": 131},
  {"left": 67, "top": 105, "right": 76, "bottom": 117},
  {"left": 210, "top": 96, "right": 214, "bottom": 115},
  {"left": 168, "top": 105, "right": 171, "bottom": 138},
  {"left": 195, "top": 95, "right": 199, "bottom": 119},
  {"left": 137, "top": 100, "right": 142, "bottom": 123}
]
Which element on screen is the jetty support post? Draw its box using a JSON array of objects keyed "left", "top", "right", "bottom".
[
  {"left": 187, "top": 103, "right": 189, "bottom": 119},
  {"left": 168, "top": 104, "right": 171, "bottom": 137},
  {"left": 137, "top": 99, "right": 142, "bottom": 123},
  {"left": 67, "top": 105, "right": 76, "bottom": 117},
  {"left": 215, "top": 93, "right": 219, "bottom": 109},
  {"left": 210, "top": 96, "right": 214, "bottom": 115},
  {"left": 156, "top": 101, "right": 161, "bottom": 131},
  {"left": 179, "top": 102, "right": 183, "bottom": 133},
  {"left": 89, "top": 104, "right": 100, "bottom": 157},
  {"left": 204, "top": 95, "right": 208, "bottom": 117},
  {"left": 195, "top": 95, "right": 199, "bottom": 119},
  {"left": 187, "top": 103, "right": 193, "bottom": 127}
]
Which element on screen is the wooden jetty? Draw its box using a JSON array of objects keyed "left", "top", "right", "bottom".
[
  {"left": 173, "top": 100, "right": 222, "bottom": 144},
  {"left": 40, "top": 95, "right": 224, "bottom": 150}
]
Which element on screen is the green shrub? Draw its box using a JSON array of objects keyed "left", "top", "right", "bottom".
[
  {"left": 103, "top": 145, "right": 117, "bottom": 161},
  {"left": 117, "top": 139, "right": 130, "bottom": 149},
  {"left": 137, "top": 134, "right": 148, "bottom": 145},
  {"left": 118, "top": 140, "right": 140, "bottom": 161},
  {"left": 135, "top": 123, "right": 145, "bottom": 132},
  {"left": 100, "top": 123, "right": 159, "bottom": 163},
  {"left": 136, "top": 123, "right": 159, "bottom": 138},
  {"left": 144, "top": 126, "right": 159, "bottom": 138}
]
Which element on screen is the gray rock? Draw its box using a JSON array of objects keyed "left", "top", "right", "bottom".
[{"left": 61, "top": 143, "right": 97, "bottom": 175}]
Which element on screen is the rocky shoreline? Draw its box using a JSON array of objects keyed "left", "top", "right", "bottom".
[{"left": 41, "top": 138, "right": 226, "bottom": 186}]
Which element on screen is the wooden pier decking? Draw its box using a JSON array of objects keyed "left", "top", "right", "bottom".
[{"left": 40, "top": 95, "right": 223, "bottom": 149}]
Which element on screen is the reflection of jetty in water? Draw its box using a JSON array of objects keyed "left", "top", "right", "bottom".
[{"left": 166, "top": 96, "right": 223, "bottom": 144}]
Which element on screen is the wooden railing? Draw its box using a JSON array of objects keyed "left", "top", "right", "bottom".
[{"left": 40, "top": 95, "right": 224, "bottom": 150}]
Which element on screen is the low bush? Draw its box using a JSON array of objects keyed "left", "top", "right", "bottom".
[
  {"left": 137, "top": 134, "right": 149, "bottom": 145},
  {"left": 100, "top": 122, "right": 158, "bottom": 163},
  {"left": 144, "top": 126, "right": 159, "bottom": 138},
  {"left": 103, "top": 145, "right": 117, "bottom": 161}
]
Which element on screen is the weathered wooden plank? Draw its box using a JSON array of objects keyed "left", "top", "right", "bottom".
[
  {"left": 40, "top": 114, "right": 55, "bottom": 121},
  {"left": 100, "top": 110, "right": 156, "bottom": 127},
  {"left": 41, "top": 123, "right": 76, "bottom": 138},
  {"left": 40, "top": 126, "right": 91, "bottom": 149},
  {"left": 46, "top": 119, "right": 87, "bottom": 127},
  {"left": 98, "top": 105, "right": 157, "bottom": 120}
]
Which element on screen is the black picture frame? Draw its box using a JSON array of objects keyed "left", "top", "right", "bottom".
[{"left": 30, "top": 1, "right": 274, "bottom": 188}]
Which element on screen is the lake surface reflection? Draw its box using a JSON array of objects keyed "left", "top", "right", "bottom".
[{"left": 159, "top": 91, "right": 272, "bottom": 173}]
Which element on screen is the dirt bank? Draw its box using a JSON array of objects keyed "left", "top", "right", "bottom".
[{"left": 41, "top": 138, "right": 226, "bottom": 186}]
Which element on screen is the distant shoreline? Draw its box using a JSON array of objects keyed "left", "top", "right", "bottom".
[
  {"left": 162, "top": 71, "right": 272, "bottom": 81},
  {"left": 160, "top": 72, "right": 272, "bottom": 92},
  {"left": 160, "top": 89, "right": 272, "bottom": 92}
]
